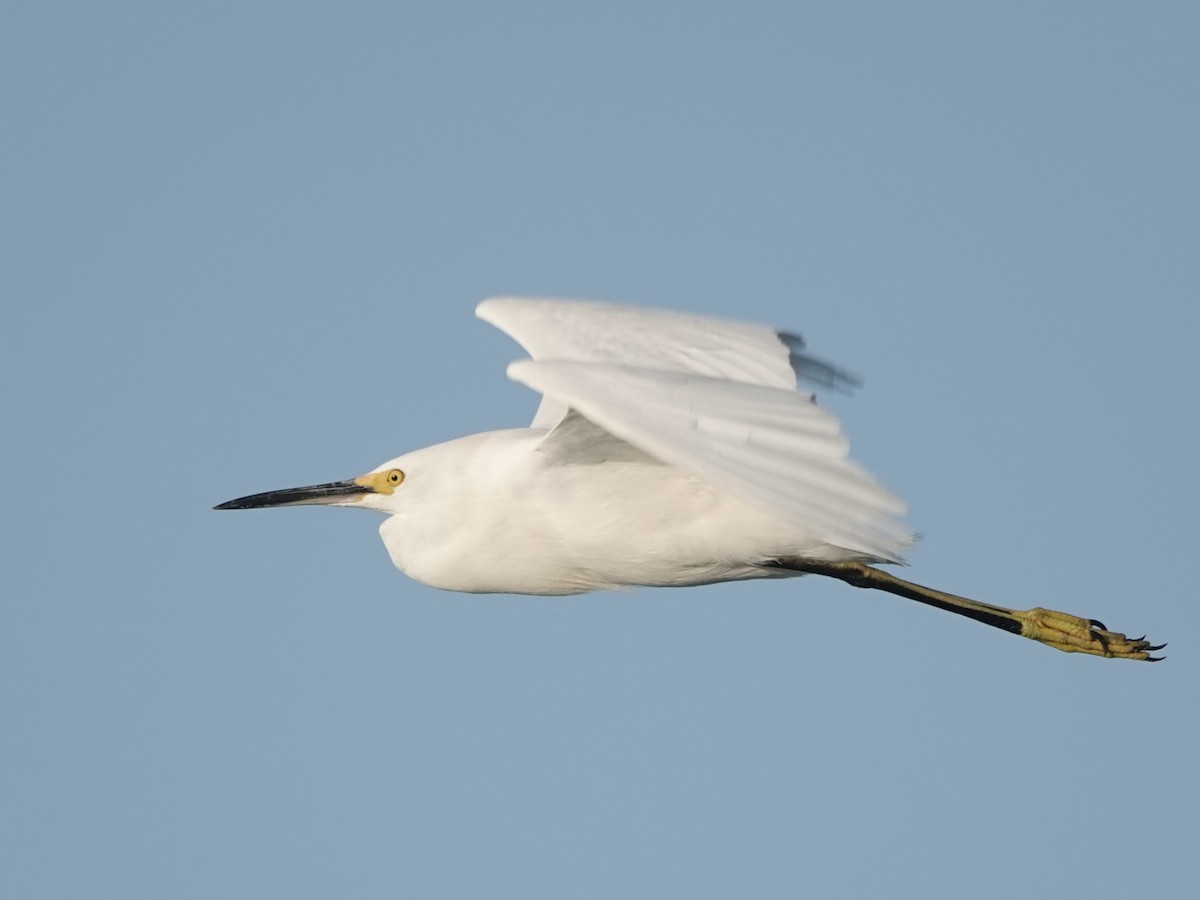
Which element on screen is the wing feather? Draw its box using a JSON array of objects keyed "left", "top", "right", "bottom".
[
  {"left": 478, "top": 297, "right": 856, "bottom": 428},
  {"left": 508, "top": 359, "right": 912, "bottom": 563}
]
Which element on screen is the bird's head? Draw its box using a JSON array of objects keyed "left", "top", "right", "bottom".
[{"left": 214, "top": 459, "right": 409, "bottom": 514}]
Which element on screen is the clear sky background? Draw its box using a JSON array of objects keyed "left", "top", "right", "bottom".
[{"left": 3, "top": 3, "right": 1198, "bottom": 897}]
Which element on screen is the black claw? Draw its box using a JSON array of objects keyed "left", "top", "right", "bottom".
[
  {"left": 1147, "top": 655, "right": 1166, "bottom": 662},
  {"left": 1089, "top": 619, "right": 1108, "bottom": 631},
  {"left": 1132, "top": 635, "right": 1146, "bottom": 642},
  {"left": 1147, "top": 642, "right": 1167, "bottom": 652}
]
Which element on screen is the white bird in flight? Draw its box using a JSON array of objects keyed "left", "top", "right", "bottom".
[{"left": 217, "top": 297, "right": 1161, "bottom": 661}]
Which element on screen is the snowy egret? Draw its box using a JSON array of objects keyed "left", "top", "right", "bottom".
[{"left": 217, "top": 297, "right": 1162, "bottom": 661}]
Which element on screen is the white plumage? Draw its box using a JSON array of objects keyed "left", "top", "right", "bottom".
[{"left": 218, "top": 298, "right": 912, "bottom": 593}]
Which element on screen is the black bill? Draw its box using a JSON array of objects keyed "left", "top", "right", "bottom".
[{"left": 214, "top": 479, "right": 372, "bottom": 510}]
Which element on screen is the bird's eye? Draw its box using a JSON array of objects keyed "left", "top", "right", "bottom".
[{"left": 387, "top": 469, "right": 404, "bottom": 485}]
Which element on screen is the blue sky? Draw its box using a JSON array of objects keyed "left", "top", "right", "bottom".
[{"left": 3, "top": 3, "right": 1198, "bottom": 897}]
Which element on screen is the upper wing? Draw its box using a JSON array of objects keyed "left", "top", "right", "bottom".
[
  {"left": 477, "top": 296, "right": 857, "bottom": 429},
  {"left": 508, "top": 360, "right": 911, "bottom": 563},
  {"left": 477, "top": 296, "right": 910, "bottom": 562}
]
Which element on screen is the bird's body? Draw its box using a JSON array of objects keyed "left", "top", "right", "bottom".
[
  {"left": 217, "top": 297, "right": 1162, "bottom": 661},
  {"left": 373, "top": 427, "right": 861, "bottom": 595}
]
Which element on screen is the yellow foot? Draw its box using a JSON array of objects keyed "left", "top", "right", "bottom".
[{"left": 1019, "top": 607, "right": 1165, "bottom": 661}]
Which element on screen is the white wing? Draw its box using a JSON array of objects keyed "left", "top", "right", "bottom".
[
  {"left": 478, "top": 297, "right": 911, "bottom": 562},
  {"left": 477, "top": 296, "right": 857, "bottom": 429}
]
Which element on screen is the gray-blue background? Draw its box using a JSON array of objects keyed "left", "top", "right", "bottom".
[{"left": 4, "top": 3, "right": 1197, "bottom": 897}]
